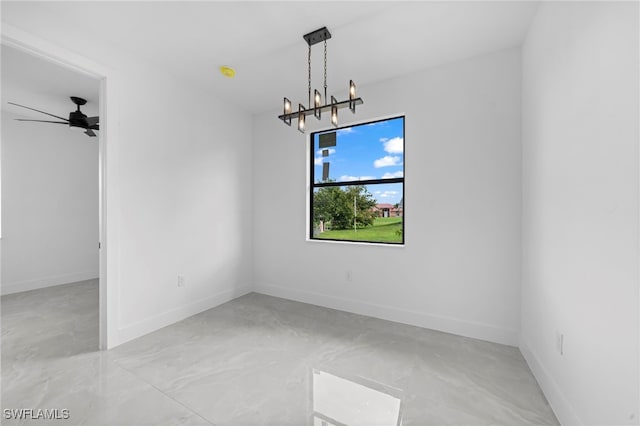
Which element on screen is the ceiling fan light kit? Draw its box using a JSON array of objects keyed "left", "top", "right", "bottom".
[
  {"left": 9, "top": 96, "right": 99, "bottom": 138},
  {"left": 278, "top": 26, "right": 363, "bottom": 134}
]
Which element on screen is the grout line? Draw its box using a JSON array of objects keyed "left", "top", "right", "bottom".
[{"left": 110, "top": 360, "right": 217, "bottom": 426}]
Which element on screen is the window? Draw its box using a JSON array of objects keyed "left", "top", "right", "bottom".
[{"left": 310, "top": 116, "right": 404, "bottom": 244}]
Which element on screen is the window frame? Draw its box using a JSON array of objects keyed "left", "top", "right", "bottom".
[{"left": 308, "top": 115, "right": 405, "bottom": 245}]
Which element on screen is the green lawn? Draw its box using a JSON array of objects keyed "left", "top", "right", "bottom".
[{"left": 315, "top": 217, "right": 403, "bottom": 243}]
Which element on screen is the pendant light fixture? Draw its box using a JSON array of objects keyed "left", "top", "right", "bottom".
[{"left": 278, "top": 27, "right": 363, "bottom": 133}]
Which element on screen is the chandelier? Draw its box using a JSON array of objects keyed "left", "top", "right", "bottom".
[{"left": 278, "top": 26, "right": 363, "bottom": 133}]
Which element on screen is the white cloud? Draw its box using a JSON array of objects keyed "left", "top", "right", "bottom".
[
  {"left": 314, "top": 157, "right": 323, "bottom": 166},
  {"left": 379, "top": 190, "right": 398, "bottom": 198},
  {"left": 339, "top": 175, "right": 376, "bottom": 182},
  {"left": 381, "top": 171, "right": 404, "bottom": 179},
  {"left": 337, "top": 128, "right": 354, "bottom": 135},
  {"left": 383, "top": 137, "right": 403, "bottom": 154},
  {"left": 374, "top": 155, "right": 402, "bottom": 168}
]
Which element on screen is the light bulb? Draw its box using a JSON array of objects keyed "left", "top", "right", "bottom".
[
  {"left": 331, "top": 96, "right": 338, "bottom": 127},
  {"left": 349, "top": 81, "right": 357, "bottom": 112},
  {"left": 298, "top": 104, "right": 305, "bottom": 133}
]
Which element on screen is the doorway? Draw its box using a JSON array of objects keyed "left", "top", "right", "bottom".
[{"left": 0, "top": 28, "right": 112, "bottom": 349}]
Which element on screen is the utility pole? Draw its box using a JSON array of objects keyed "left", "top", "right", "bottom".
[{"left": 354, "top": 195, "right": 357, "bottom": 232}]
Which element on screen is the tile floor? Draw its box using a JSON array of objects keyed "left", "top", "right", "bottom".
[{"left": 1, "top": 280, "right": 558, "bottom": 425}]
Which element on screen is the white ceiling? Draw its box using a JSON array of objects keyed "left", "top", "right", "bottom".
[{"left": 1, "top": 1, "right": 539, "bottom": 115}]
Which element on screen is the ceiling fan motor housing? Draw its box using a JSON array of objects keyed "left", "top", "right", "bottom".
[{"left": 69, "top": 110, "right": 88, "bottom": 128}]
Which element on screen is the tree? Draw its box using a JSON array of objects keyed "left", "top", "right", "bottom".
[{"left": 313, "top": 185, "right": 377, "bottom": 230}]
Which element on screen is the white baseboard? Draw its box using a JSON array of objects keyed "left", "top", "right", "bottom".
[
  {"left": 519, "top": 339, "right": 582, "bottom": 425},
  {"left": 1, "top": 271, "right": 99, "bottom": 295},
  {"left": 254, "top": 281, "right": 519, "bottom": 346},
  {"left": 112, "top": 285, "right": 252, "bottom": 347}
]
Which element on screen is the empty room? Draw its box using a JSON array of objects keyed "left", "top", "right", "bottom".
[{"left": 1, "top": 1, "right": 638, "bottom": 425}]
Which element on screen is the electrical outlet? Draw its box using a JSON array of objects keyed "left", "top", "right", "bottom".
[
  {"left": 556, "top": 332, "right": 564, "bottom": 356},
  {"left": 346, "top": 270, "right": 353, "bottom": 282},
  {"left": 177, "top": 275, "right": 185, "bottom": 288}
]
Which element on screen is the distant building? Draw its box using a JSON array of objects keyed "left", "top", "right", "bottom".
[{"left": 373, "top": 202, "right": 403, "bottom": 218}]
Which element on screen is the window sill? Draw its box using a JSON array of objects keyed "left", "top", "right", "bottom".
[{"left": 306, "top": 238, "right": 405, "bottom": 248}]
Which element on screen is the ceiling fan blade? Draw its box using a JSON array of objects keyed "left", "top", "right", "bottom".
[
  {"left": 84, "top": 129, "right": 97, "bottom": 137},
  {"left": 88, "top": 124, "right": 99, "bottom": 130},
  {"left": 15, "top": 119, "right": 68, "bottom": 124},
  {"left": 86, "top": 116, "right": 99, "bottom": 126},
  {"left": 8, "top": 102, "right": 69, "bottom": 122}
]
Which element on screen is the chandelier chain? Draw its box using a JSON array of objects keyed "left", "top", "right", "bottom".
[
  {"left": 307, "top": 44, "right": 311, "bottom": 109},
  {"left": 324, "top": 39, "right": 328, "bottom": 103}
]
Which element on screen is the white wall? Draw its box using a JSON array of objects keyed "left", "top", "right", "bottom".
[
  {"left": 521, "top": 2, "right": 639, "bottom": 425},
  {"left": 1, "top": 111, "right": 99, "bottom": 295},
  {"left": 253, "top": 48, "right": 522, "bottom": 346},
  {"left": 2, "top": 14, "right": 254, "bottom": 347}
]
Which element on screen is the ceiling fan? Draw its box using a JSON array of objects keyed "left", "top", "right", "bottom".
[{"left": 8, "top": 96, "right": 99, "bottom": 137}]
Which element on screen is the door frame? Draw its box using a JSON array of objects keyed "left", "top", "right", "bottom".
[{"left": 2, "top": 24, "right": 120, "bottom": 349}]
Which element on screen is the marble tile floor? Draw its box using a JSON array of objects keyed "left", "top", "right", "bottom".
[{"left": 1, "top": 280, "right": 559, "bottom": 426}]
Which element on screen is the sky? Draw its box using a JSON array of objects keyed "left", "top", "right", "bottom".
[{"left": 313, "top": 116, "right": 404, "bottom": 205}]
